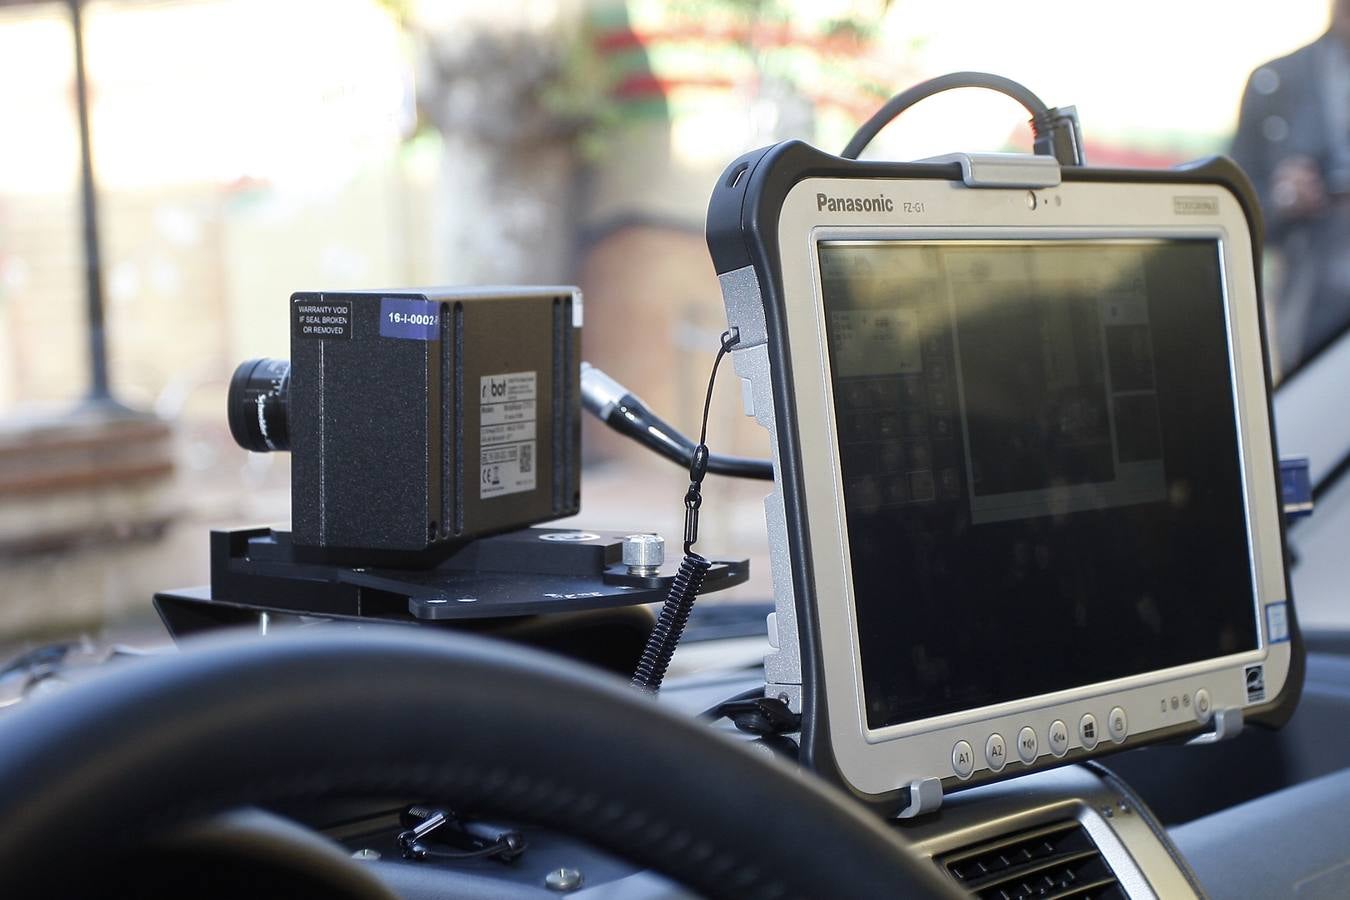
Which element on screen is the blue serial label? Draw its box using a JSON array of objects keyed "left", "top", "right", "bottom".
[
  {"left": 1280, "top": 456, "right": 1312, "bottom": 519},
  {"left": 379, "top": 297, "right": 440, "bottom": 341}
]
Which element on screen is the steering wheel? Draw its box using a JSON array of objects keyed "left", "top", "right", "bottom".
[{"left": 0, "top": 628, "right": 958, "bottom": 898}]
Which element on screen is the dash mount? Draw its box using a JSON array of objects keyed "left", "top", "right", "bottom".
[{"left": 154, "top": 526, "right": 749, "bottom": 641}]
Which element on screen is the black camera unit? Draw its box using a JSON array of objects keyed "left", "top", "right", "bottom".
[{"left": 228, "top": 286, "right": 583, "bottom": 567}]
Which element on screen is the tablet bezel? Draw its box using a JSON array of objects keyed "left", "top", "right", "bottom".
[{"left": 759, "top": 169, "right": 1295, "bottom": 800}]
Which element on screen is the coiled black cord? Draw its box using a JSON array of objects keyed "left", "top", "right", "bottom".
[
  {"left": 631, "top": 329, "right": 740, "bottom": 693},
  {"left": 631, "top": 554, "right": 711, "bottom": 692}
]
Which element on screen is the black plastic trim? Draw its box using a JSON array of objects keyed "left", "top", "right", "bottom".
[{"left": 1082, "top": 760, "right": 1208, "bottom": 898}]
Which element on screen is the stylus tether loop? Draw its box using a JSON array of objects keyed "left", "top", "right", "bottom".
[
  {"left": 632, "top": 329, "right": 740, "bottom": 694},
  {"left": 681, "top": 327, "right": 739, "bottom": 554}
]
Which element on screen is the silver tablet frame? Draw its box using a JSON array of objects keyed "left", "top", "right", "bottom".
[{"left": 731, "top": 175, "right": 1293, "bottom": 797}]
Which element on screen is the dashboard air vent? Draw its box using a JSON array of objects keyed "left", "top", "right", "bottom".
[{"left": 936, "top": 820, "right": 1126, "bottom": 899}]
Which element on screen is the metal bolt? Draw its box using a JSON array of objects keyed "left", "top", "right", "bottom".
[
  {"left": 545, "top": 868, "right": 584, "bottom": 892},
  {"left": 623, "top": 534, "right": 665, "bottom": 575},
  {"left": 351, "top": 848, "right": 381, "bottom": 860}
]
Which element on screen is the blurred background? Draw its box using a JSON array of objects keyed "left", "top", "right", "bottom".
[{"left": 0, "top": 0, "right": 1339, "bottom": 652}]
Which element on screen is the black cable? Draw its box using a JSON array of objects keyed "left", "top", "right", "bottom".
[
  {"left": 399, "top": 806, "right": 527, "bottom": 864},
  {"left": 841, "top": 71, "right": 1082, "bottom": 165},
  {"left": 699, "top": 686, "right": 765, "bottom": 720},
  {"left": 405, "top": 841, "right": 517, "bottom": 862},
  {"left": 581, "top": 362, "right": 773, "bottom": 480},
  {"left": 631, "top": 330, "right": 741, "bottom": 693},
  {"left": 842, "top": 71, "right": 1049, "bottom": 159}
]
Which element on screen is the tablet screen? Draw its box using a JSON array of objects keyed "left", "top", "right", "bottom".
[{"left": 817, "top": 239, "right": 1260, "bottom": 730}]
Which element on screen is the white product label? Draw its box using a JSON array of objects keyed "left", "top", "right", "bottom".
[
  {"left": 1266, "top": 602, "right": 1290, "bottom": 643},
  {"left": 480, "top": 371, "right": 537, "bottom": 498}
]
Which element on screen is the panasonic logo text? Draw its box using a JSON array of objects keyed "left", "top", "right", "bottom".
[{"left": 817, "top": 193, "right": 894, "bottom": 213}]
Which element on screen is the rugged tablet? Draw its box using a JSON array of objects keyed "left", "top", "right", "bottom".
[{"left": 706, "top": 142, "right": 1303, "bottom": 814}]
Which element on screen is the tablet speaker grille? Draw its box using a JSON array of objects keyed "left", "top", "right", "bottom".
[{"left": 936, "top": 820, "right": 1125, "bottom": 900}]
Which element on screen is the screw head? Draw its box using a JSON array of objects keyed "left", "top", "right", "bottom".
[
  {"left": 545, "top": 867, "right": 584, "bottom": 892},
  {"left": 622, "top": 533, "right": 665, "bottom": 575},
  {"left": 540, "top": 531, "right": 599, "bottom": 542}
]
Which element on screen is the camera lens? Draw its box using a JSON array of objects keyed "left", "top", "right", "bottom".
[{"left": 228, "top": 358, "right": 291, "bottom": 452}]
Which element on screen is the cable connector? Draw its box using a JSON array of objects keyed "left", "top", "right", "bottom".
[
  {"left": 683, "top": 448, "right": 707, "bottom": 554},
  {"left": 579, "top": 350, "right": 772, "bottom": 481},
  {"left": 711, "top": 695, "right": 802, "bottom": 736},
  {"left": 1031, "top": 105, "right": 1085, "bottom": 167}
]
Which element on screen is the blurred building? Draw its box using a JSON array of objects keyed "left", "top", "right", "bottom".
[{"left": 0, "top": 0, "right": 1335, "bottom": 640}]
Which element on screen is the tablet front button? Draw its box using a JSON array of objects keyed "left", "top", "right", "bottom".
[
  {"left": 1047, "top": 719, "right": 1069, "bottom": 757},
  {"left": 1079, "top": 713, "right": 1100, "bottom": 750},
  {"left": 1016, "top": 726, "right": 1038, "bottom": 764},
  {"left": 952, "top": 740, "right": 975, "bottom": 779},
  {"left": 1108, "top": 707, "right": 1128, "bottom": 743},
  {"left": 985, "top": 733, "right": 1007, "bottom": 772}
]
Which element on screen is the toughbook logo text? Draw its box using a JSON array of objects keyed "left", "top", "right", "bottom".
[
  {"left": 1173, "top": 196, "right": 1219, "bottom": 215},
  {"left": 816, "top": 193, "right": 894, "bottom": 213}
]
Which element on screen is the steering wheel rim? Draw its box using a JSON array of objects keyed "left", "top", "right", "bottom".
[{"left": 0, "top": 628, "right": 958, "bottom": 898}]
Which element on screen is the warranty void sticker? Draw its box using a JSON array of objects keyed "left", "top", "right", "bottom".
[{"left": 292, "top": 299, "right": 352, "bottom": 340}]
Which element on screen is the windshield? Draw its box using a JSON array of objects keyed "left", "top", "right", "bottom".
[{"left": 0, "top": 0, "right": 1342, "bottom": 655}]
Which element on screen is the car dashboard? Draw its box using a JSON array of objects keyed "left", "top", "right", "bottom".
[{"left": 183, "top": 628, "right": 1347, "bottom": 900}]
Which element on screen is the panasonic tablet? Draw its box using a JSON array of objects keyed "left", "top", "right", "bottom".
[{"left": 705, "top": 142, "right": 1303, "bottom": 815}]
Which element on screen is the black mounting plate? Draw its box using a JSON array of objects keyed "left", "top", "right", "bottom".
[{"left": 154, "top": 526, "right": 750, "bottom": 640}]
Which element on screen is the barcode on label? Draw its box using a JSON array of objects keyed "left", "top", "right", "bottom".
[{"left": 519, "top": 443, "right": 533, "bottom": 474}]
